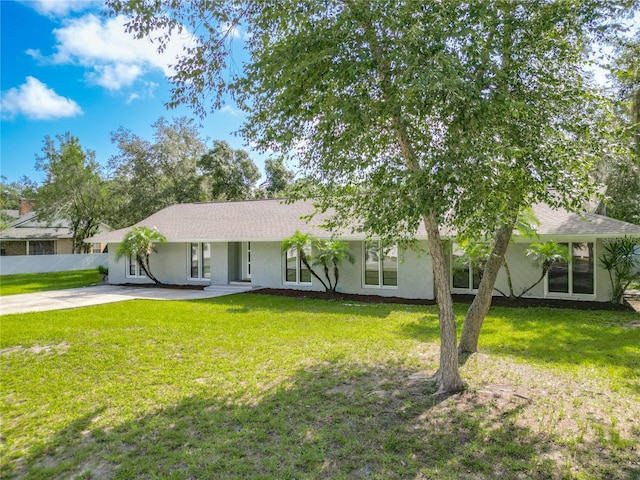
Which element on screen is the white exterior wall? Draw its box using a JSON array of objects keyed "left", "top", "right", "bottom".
[
  {"left": 108, "top": 242, "right": 202, "bottom": 286},
  {"left": 459, "top": 238, "right": 614, "bottom": 303},
  {"left": 250, "top": 240, "right": 434, "bottom": 299},
  {"left": 105, "top": 237, "right": 616, "bottom": 302}
]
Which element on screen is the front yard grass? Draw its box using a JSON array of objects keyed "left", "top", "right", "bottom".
[
  {"left": 0, "top": 270, "right": 102, "bottom": 296},
  {"left": 1, "top": 294, "right": 639, "bottom": 479}
]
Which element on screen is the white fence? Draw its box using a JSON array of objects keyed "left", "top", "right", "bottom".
[{"left": 0, "top": 253, "right": 108, "bottom": 275}]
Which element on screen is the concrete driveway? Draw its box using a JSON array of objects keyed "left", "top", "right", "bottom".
[{"left": 0, "top": 284, "right": 254, "bottom": 315}]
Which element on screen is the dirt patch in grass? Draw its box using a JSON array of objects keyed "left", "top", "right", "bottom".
[
  {"left": 249, "top": 287, "right": 635, "bottom": 311},
  {"left": 0, "top": 342, "right": 69, "bottom": 356}
]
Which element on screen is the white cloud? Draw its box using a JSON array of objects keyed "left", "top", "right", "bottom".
[
  {"left": 19, "top": 0, "right": 99, "bottom": 17},
  {"left": 44, "top": 13, "right": 197, "bottom": 91},
  {"left": 126, "top": 93, "right": 140, "bottom": 104},
  {"left": 88, "top": 64, "right": 143, "bottom": 90},
  {"left": 1, "top": 76, "right": 83, "bottom": 120},
  {"left": 219, "top": 105, "right": 241, "bottom": 116}
]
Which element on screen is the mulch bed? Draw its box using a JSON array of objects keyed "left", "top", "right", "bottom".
[
  {"left": 113, "top": 283, "right": 634, "bottom": 311},
  {"left": 248, "top": 288, "right": 635, "bottom": 311}
]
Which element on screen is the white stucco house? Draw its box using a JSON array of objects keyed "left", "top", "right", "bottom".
[{"left": 88, "top": 198, "right": 640, "bottom": 303}]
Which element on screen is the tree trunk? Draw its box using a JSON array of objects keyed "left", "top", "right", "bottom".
[
  {"left": 458, "top": 223, "right": 514, "bottom": 354},
  {"left": 139, "top": 253, "right": 162, "bottom": 285},
  {"left": 357, "top": 15, "right": 463, "bottom": 393},
  {"left": 333, "top": 260, "right": 340, "bottom": 293},
  {"left": 423, "top": 212, "right": 465, "bottom": 394},
  {"left": 300, "top": 255, "right": 329, "bottom": 291},
  {"left": 503, "top": 260, "right": 515, "bottom": 298}
]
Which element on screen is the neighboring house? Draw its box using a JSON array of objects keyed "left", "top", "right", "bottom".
[
  {"left": 88, "top": 198, "right": 640, "bottom": 303},
  {"left": 0, "top": 200, "right": 110, "bottom": 256}
]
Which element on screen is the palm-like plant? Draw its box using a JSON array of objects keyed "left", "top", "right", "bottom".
[
  {"left": 116, "top": 226, "right": 167, "bottom": 285},
  {"left": 313, "top": 240, "right": 355, "bottom": 292},
  {"left": 281, "top": 230, "right": 329, "bottom": 291},
  {"left": 599, "top": 237, "right": 640, "bottom": 303},
  {"left": 520, "top": 241, "right": 570, "bottom": 297}
]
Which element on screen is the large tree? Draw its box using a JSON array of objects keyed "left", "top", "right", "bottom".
[
  {"left": 199, "top": 140, "right": 261, "bottom": 200},
  {"left": 261, "top": 158, "right": 295, "bottom": 197},
  {"left": 600, "top": 31, "right": 640, "bottom": 224},
  {"left": 107, "top": 116, "right": 207, "bottom": 228},
  {"left": 35, "top": 134, "right": 108, "bottom": 253},
  {"left": 109, "top": 0, "right": 631, "bottom": 393}
]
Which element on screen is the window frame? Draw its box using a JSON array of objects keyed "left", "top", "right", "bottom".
[
  {"left": 450, "top": 243, "right": 482, "bottom": 293},
  {"left": 188, "top": 242, "right": 211, "bottom": 281},
  {"left": 283, "top": 245, "right": 312, "bottom": 286},
  {"left": 545, "top": 241, "right": 596, "bottom": 298},
  {"left": 125, "top": 255, "right": 145, "bottom": 279},
  {"left": 244, "top": 241, "right": 252, "bottom": 279},
  {"left": 362, "top": 240, "right": 398, "bottom": 289}
]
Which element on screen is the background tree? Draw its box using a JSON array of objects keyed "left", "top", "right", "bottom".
[
  {"left": 199, "top": 140, "right": 261, "bottom": 200},
  {"left": 107, "top": 117, "right": 207, "bottom": 228},
  {"left": 115, "top": 226, "right": 167, "bottom": 285},
  {"left": 0, "top": 176, "right": 37, "bottom": 230},
  {"left": 599, "top": 32, "right": 640, "bottom": 225},
  {"left": 35, "top": 133, "right": 108, "bottom": 253},
  {"left": 109, "top": 0, "right": 632, "bottom": 394},
  {"left": 260, "top": 158, "right": 295, "bottom": 197}
]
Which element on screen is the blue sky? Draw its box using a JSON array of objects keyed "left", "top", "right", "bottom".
[{"left": 1, "top": 0, "right": 255, "bottom": 184}]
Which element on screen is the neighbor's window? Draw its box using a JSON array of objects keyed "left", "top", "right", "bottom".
[
  {"left": 548, "top": 242, "right": 594, "bottom": 295},
  {"left": 189, "top": 243, "right": 211, "bottom": 280},
  {"left": 363, "top": 241, "right": 398, "bottom": 288},
  {"left": 284, "top": 246, "right": 311, "bottom": 285},
  {"left": 126, "top": 255, "right": 145, "bottom": 278},
  {"left": 28, "top": 240, "right": 54, "bottom": 255},
  {"left": 451, "top": 244, "right": 482, "bottom": 290}
]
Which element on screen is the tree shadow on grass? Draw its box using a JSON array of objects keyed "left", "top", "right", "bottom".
[
  {"left": 191, "top": 293, "right": 422, "bottom": 320},
  {"left": 7, "top": 363, "right": 636, "bottom": 480},
  {"left": 401, "top": 307, "right": 640, "bottom": 393}
]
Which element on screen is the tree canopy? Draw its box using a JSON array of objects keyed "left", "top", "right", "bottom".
[
  {"left": 600, "top": 32, "right": 640, "bottom": 224},
  {"left": 107, "top": 116, "right": 207, "bottom": 228},
  {"left": 108, "top": 0, "right": 635, "bottom": 393},
  {"left": 199, "top": 140, "right": 261, "bottom": 200},
  {"left": 35, "top": 133, "right": 108, "bottom": 253}
]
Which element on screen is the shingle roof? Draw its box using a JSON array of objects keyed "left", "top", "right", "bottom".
[
  {"left": 88, "top": 198, "right": 640, "bottom": 244},
  {"left": 532, "top": 203, "right": 640, "bottom": 237},
  {"left": 0, "top": 212, "right": 73, "bottom": 240}
]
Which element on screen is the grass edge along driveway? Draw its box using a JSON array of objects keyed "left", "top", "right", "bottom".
[
  {"left": 0, "top": 270, "right": 103, "bottom": 296},
  {"left": 1, "top": 294, "right": 639, "bottom": 479}
]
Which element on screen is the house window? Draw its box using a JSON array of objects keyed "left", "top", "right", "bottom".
[
  {"left": 363, "top": 241, "right": 398, "bottom": 288},
  {"left": 547, "top": 242, "right": 594, "bottom": 296},
  {"left": 126, "top": 255, "right": 145, "bottom": 278},
  {"left": 91, "top": 243, "right": 103, "bottom": 254},
  {"left": 28, "top": 240, "right": 55, "bottom": 255},
  {"left": 189, "top": 243, "right": 211, "bottom": 280},
  {"left": 284, "top": 246, "right": 311, "bottom": 285},
  {"left": 451, "top": 244, "right": 482, "bottom": 291}
]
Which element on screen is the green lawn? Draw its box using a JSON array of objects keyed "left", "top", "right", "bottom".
[
  {"left": 1, "top": 294, "right": 639, "bottom": 479},
  {"left": 0, "top": 270, "right": 103, "bottom": 296}
]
